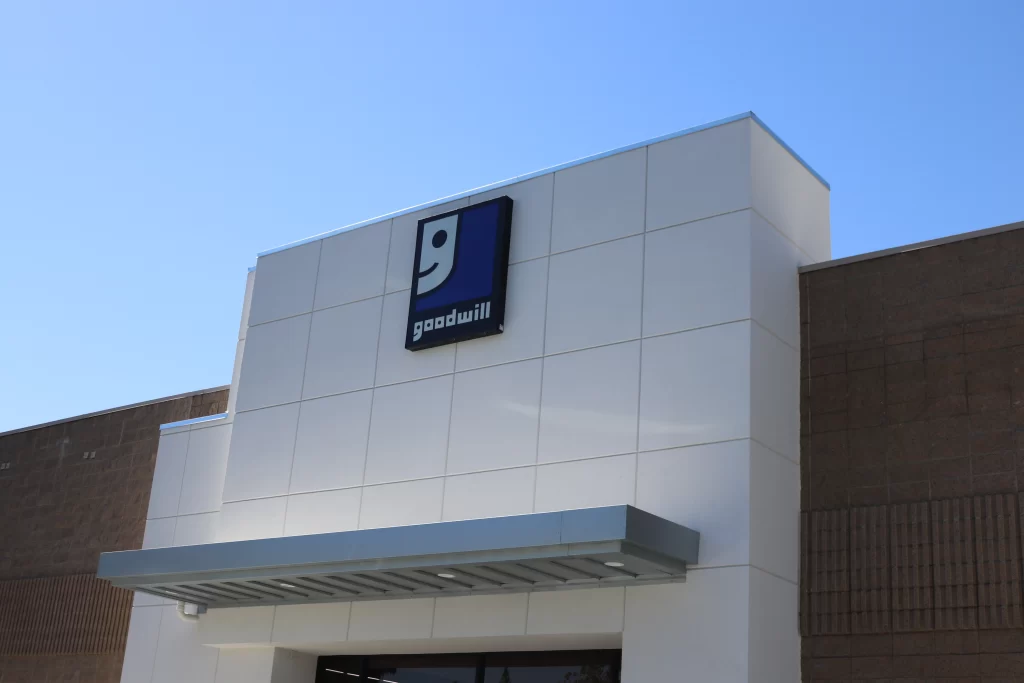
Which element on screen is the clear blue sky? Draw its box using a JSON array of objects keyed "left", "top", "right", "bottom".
[{"left": 1, "top": 1, "right": 1022, "bottom": 432}]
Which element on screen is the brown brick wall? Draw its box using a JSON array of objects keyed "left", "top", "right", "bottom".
[
  {"left": 801, "top": 223, "right": 1024, "bottom": 681},
  {"left": 0, "top": 653, "right": 126, "bottom": 683},
  {"left": 0, "top": 387, "right": 228, "bottom": 683},
  {"left": 0, "top": 575, "right": 134, "bottom": 656}
]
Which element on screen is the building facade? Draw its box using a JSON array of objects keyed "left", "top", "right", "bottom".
[
  {"left": 0, "top": 387, "right": 228, "bottom": 683},
  {"left": 7, "top": 112, "right": 1023, "bottom": 682},
  {"left": 104, "top": 113, "right": 824, "bottom": 683}
]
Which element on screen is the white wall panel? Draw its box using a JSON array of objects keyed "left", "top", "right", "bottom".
[
  {"left": 447, "top": 359, "right": 541, "bottom": 474},
  {"left": 248, "top": 241, "right": 321, "bottom": 326},
  {"left": 441, "top": 467, "right": 535, "bottom": 522},
  {"left": 172, "top": 512, "right": 219, "bottom": 547},
  {"left": 455, "top": 258, "right": 548, "bottom": 372},
  {"left": 643, "top": 211, "right": 752, "bottom": 337},
  {"left": 749, "top": 442, "right": 800, "bottom": 582},
  {"left": 141, "top": 517, "right": 175, "bottom": 550},
  {"left": 314, "top": 220, "right": 391, "bottom": 310},
  {"left": 636, "top": 441, "right": 751, "bottom": 568},
  {"left": 646, "top": 119, "right": 751, "bottom": 232},
  {"left": 217, "top": 497, "right": 287, "bottom": 542},
  {"left": 433, "top": 594, "right": 528, "bottom": 638},
  {"left": 177, "top": 423, "right": 232, "bottom": 516},
  {"left": 227, "top": 338, "right": 245, "bottom": 417},
  {"left": 525, "top": 587, "right": 624, "bottom": 635},
  {"left": 622, "top": 570, "right": 750, "bottom": 683},
  {"left": 365, "top": 375, "right": 453, "bottom": 485},
  {"left": 200, "top": 606, "right": 275, "bottom": 646},
  {"left": 469, "top": 174, "right": 553, "bottom": 264},
  {"left": 534, "top": 454, "right": 636, "bottom": 513},
  {"left": 545, "top": 236, "right": 643, "bottom": 355},
  {"left": 348, "top": 599, "right": 435, "bottom": 641},
  {"left": 750, "top": 211, "right": 803, "bottom": 350},
  {"left": 270, "top": 649, "right": 318, "bottom": 683},
  {"left": 748, "top": 568, "right": 800, "bottom": 683},
  {"left": 750, "top": 322, "right": 800, "bottom": 462},
  {"left": 302, "top": 297, "right": 382, "bottom": 400},
  {"left": 750, "top": 122, "right": 830, "bottom": 262},
  {"left": 238, "top": 269, "right": 255, "bottom": 341},
  {"left": 551, "top": 149, "right": 646, "bottom": 253},
  {"left": 234, "top": 314, "right": 310, "bottom": 413},
  {"left": 215, "top": 649, "right": 274, "bottom": 683},
  {"left": 284, "top": 488, "right": 361, "bottom": 536},
  {"left": 290, "top": 390, "right": 371, "bottom": 494},
  {"left": 147, "top": 432, "right": 188, "bottom": 520},
  {"left": 358, "top": 478, "right": 443, "bottom": 530},
  {"left": 223, "top": 403, "right": 300, "bottom": 502},
  {"left": 374, "top": 290, "right": 455, "bottom": 386},
  {"left": 120, "top": 606, "right": 162, "bottom": 683},
  {"left": 639, "top": 322, "right": 751, "bottom": 451},
  {"left": 538, "top": 342, "right": 639, "bottom": 463},
  {"left": 152, "top": 607, "right": 219, "bottom": 683},
  {"left": 272, "top": 603, "right": 351, "bottom": 645}
]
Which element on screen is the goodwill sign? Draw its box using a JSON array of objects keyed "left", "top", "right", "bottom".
[{"left": 405, "top": 197, "right": 513, "bottom": 350}]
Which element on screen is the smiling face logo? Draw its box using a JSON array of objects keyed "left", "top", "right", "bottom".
[
  {"left": 415, "top": 213, "right": 459, "bottom": 295},
  {"left": 406, "top": 197, "right": 513, "bottom": 351}
]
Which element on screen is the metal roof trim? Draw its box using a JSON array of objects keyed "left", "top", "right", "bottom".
[
  {"left": 255, "top": 112, "right": 828, "bottom": 260},
  {"left": 799, "top": 219, "right": 1024, "bottom": 273},
  {"left": 159, "top": 412, "right": 229, "bottom": 432}
]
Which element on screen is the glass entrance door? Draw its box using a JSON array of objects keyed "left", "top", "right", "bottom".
[
  {"left": 482, "top": 651, "right": 619, "bottom": 682},
  {"left": 363, "top": 654, "right": 478, "bottom": 683},
  {"left": 317, "top": 650, "right": 621, "bottom": 683}
]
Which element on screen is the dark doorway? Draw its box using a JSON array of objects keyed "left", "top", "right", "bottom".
[{"left": 316, "top": 650, "right": 621, "bottom": 683}]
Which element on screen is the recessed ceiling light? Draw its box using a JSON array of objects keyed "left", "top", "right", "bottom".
[
  {"left": 437, "top": 573, "right": 456, "bottom": 579},
  {"left": 276, "top": 581, "right": 297, "bottom": 588},
  {"left": 604, "top": 561, "right": 625, "bottom": 568}
]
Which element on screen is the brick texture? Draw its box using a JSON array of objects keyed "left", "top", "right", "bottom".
[
  {"left": 0, "top": 575, "right": 132, "bottom": 656},
  {"left": 801, "top": 223, "right": 1024, "bottom": 682},
  {"left": 806, "top": 509, "right": 851, "bottom": 635},
  {"left": 0, "top": 388, "right": 227, "bottom": 683},
  {"left": 932, "top": 497, "right": 978, "bottom": 630},
  {"left": 850, "top": 505, "right": 890, "bottom": 633}
]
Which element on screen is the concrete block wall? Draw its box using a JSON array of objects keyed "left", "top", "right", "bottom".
[
  {"left": 0, "top": 387, "right": 228, "bottom": 683},
  {"left": 800, "top": 221, "right": 1024, "bottom": 683},
  {"left": 124, "top": 115, "right": 829, "bottom": 683}
]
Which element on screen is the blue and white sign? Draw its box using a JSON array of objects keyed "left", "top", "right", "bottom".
[{"left": 406, "top": 196, "right": 513, "bottom": 350}]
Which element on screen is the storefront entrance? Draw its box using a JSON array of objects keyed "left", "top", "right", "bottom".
[{"left": 316, "top": 650, "right": 621, "bottom": 683}]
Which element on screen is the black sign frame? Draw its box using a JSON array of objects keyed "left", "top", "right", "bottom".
[{"left": 405, "top": 196, "right": 513, "bottom": 351}]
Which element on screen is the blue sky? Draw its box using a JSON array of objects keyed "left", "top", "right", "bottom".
[{"left": 1, "top": 1, "right": 1022, "bottom": 431}]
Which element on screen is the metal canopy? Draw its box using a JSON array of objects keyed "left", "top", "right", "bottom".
[{"left": 97, "top": 506, "right": 699, "bottom": 609}]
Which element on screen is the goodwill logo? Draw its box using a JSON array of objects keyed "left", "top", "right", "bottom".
[{"left": 406, "top": 196, "right": 513, "bottom": 350}]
